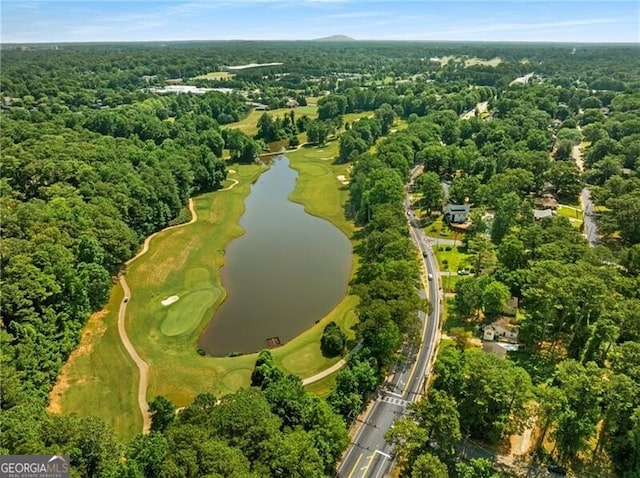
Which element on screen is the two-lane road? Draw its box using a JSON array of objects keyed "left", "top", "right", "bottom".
[{"left": 337, "top": 166, "right": 442, "bottom": 478}]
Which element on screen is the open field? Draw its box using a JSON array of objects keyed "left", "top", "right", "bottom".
[
  {"left": 434, "top": 245, "right": 471, "bottom": 273},
  {"left": 223, "top": 105, "right": 319, "bottom": 136},
  {"left": 304, "top": 372, "right": 338, "bottom": 399},
  {"left": 436, "top": 55, "right": 501, "bottom": 67},
  {"left": 424, "top": 215, "right": 464, "bottom": 240},
  {"left": 53, "top": 137, "right": 362, "bottom": 438},
  {"left": 557, "top": 205, "right": 584, "bottom": 229},
  {"left": 192, "top": 71, "right": 235, "bottom": 80},
  {"left": 48, "top": 285, "right": 141, "bottom": 442}
]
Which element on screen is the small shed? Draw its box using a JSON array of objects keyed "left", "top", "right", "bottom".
[{"left": 534, "top": 209, "right": 555, "bottom": 220}]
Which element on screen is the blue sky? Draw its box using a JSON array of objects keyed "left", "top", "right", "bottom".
[{"left": 2, "top": 1, "right": 638, "bottom": 44}]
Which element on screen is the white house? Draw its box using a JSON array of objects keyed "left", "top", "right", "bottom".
[{"left": 483, "top": 317, "right": 519, "bottom": 342}]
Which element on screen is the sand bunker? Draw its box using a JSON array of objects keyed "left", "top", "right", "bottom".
[
  {"left": 337, "top": 175, "right": 350, "bottom": 185},
  {"left": 161, "top": 295, "right": 180, "bottom": 306}
]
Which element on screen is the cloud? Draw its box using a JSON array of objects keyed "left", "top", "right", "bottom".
[{"left": 427, "top": 17, "right": 625, "bottom": 37}]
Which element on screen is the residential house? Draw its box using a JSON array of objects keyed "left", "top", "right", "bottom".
[
  {"left": 285, "top": 98, "right": 299, "bottom": 108},
  {"left": 533, "top": 194, "right": 559, "bottom": 210},
  {"left": 534, "top": 209, "right": 555, "bottom": 220},
  {"left": 483, "top": 317, "right": 519, "bottom": 342},
  {"left": 444, "top": 204, "right": 470, "bottom": 224}
]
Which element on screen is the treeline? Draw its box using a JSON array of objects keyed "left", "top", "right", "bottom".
[
  {"left": 0, "top": 90, "right": 252, "bottom": 403},
  {"left": 1, "top": 352, "right": 348, "bottom": 477},
  {"left": 380, "top": 80, "right": 640, "bottom": 476},
  {"left": 583, "top": 91, "right": 640, "bottom": 245},
  {"left": 327, "top": 120, "right": 433, "bottom": 420}
]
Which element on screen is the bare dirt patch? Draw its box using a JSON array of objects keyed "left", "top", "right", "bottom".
[{"left": 48, "top": 310, "right": 109, "bottom": 414}]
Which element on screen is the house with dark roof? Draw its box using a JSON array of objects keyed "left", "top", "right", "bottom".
[{"left": 444, "top": 204, "right": 470, "bottom": 224}]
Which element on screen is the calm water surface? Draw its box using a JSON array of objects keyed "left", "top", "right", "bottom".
[{"left": 199, "top": 156, "right": 352, "bottom": 355}]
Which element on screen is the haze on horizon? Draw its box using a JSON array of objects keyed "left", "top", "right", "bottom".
[{"left": 2, "top": 0, "right": 639, "bottom": 44}]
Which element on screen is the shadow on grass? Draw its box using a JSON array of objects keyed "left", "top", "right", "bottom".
[{"left": 508, "top": 350, "right": 559, "bottom": 384}]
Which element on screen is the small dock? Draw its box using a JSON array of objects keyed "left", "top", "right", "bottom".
[{"left": 266, "top": 337, "right": 282, "bottom": 348}]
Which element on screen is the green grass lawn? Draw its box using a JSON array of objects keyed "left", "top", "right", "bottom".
[
  {"left": 423, "top": 215, "right": 463, "bottom": 240},
  {"left": 304, "top": 373, "right": 338, "bottom": 399},
  {"left": 434, "top": 245, "right": 471, "bottom": 273},
  {"left": 441, "top": 274, "right": 461, "bottom": 294},
  {"left": 442, "top": 297, "right": 479, "bottom": 334},
  {"left": 54, "top": 141, "right": 362, "bottom": 439},
  {"left": 48, "top": 285, "right": 141, "bottom": 442},
  {"left": 223, "top": 105, "right": 319, "bottom": 136},
  {"left": 557, "top": 205, "right": 583, "bottom": 220}
]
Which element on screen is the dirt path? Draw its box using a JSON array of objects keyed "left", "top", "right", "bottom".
[
  {"left": 119, "top": 198, "right": 197, "bottom": 433},
  {"left": 573, "top": 144, "right": 585, "bottom": 172}
]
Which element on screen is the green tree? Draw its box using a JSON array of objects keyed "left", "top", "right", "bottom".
[
  {"left": 455, "top": 458, "right": 500, "bottom": 478},
  {"left": 127, "top": 433, "right": 169, "bottom": 478},
  {"left": 411, "top": 453, "right": 448, "bottom": 478},
  {"left": 417, "top": 171, "right": 444, "bottom": 214},
  {"left": 482, "top": 280, "right": 510, "bottom": 316},
  {"left": 149, "top": 396, "right": 176, "bottom": 433},
  {"left": 320, "top": 321, "right": 346, "bottom": 358}
]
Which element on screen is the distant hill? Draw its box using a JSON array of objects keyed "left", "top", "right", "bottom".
[{"left": 314, "top": 35, "right": 356, "bottom": 42}]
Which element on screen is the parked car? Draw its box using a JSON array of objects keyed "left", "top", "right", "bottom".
[{"left": 457, "top": 268, "right": 470, "bottom": 275}]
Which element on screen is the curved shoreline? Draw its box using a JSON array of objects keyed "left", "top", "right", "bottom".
[{"left": 118, "top": 198, "right": 197, "bottom": 433}]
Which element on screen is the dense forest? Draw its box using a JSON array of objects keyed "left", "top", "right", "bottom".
[{"left": 2, "top": 41, "right": 640, "bottom": 476}]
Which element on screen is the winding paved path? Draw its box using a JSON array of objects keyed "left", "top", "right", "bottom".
[
  {"left": 301, "top": 359, "right": 346, "bottom": 385},
  {"left": 118, "top": 198, "right": 197, "bottom": 434}
]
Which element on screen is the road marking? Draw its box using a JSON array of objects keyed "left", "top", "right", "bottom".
[
  {"left": 387, "top": 391, "right": 403, "bottom": 398},
  {"left": 375, "top": 450, "right": 391, "bottom": 459},
  {"left": 359, "top": 454, "right": 375, "bottom": 476},
  {"left": 347, "top": 453, "right": 363, "bottom": 478},
  {"left": 402, "top": 223, "right": 433, "bottom": 397}
]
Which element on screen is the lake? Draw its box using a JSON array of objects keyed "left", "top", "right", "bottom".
[{"left": 198, "top": 156, "right": 352, "bottom": 356}]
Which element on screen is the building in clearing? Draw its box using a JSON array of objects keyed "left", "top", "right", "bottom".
[
  {"left": 533, "top": 209, "right": 556, "bottom": 220},
  {"left": 483, "top": 317, "right": 519, "bottom": 342},
  {"left": 444, "top": 204, "right": 470, "bottom": 224}
]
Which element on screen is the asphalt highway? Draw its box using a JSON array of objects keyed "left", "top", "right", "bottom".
[{"left": 336, "top": 166, "right": 442, "bottom": 478}]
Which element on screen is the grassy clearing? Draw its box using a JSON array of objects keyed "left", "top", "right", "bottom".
[
  {"left": 304, "top": 373, "right": 338, "bottom": 399},
  {"left": 434, "top": 245, "right": 471, "bottom": 273},
  {"left": 223, "top": 105, "right": 318, "bottom": 136},
  {"left": 423, "top": 215, "right": 463, "bottom": 240},
  {"left": 466, "top": 57, "right": 502, "bottom": 67},
  {"left": 49, "top": 284, "right": 141, "bottom": 442},
  {"left": 192, "top": 71, "right": 235, "bottom": 80},
  {"left": 558, "top": 205, "right": 584, "bottom": 229},
  {"left": 557, "top": 205, "right": 583, "bottom": 220},
  {"left": 436, "top": 56, "right": 501, "bottom": 67},
  {"left": 441, "top": 274, "right": 461, "bottom": 294},
  {"left": 442, "top": 297, "right": 479, "bottom": 335}
]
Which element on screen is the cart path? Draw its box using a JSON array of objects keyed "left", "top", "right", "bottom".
[
  {"left": 301, "top": 359, "right": 346, "bottom": 385},
  {"left": 118, "top": 198, "right": 197, "bottom": 434}
]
